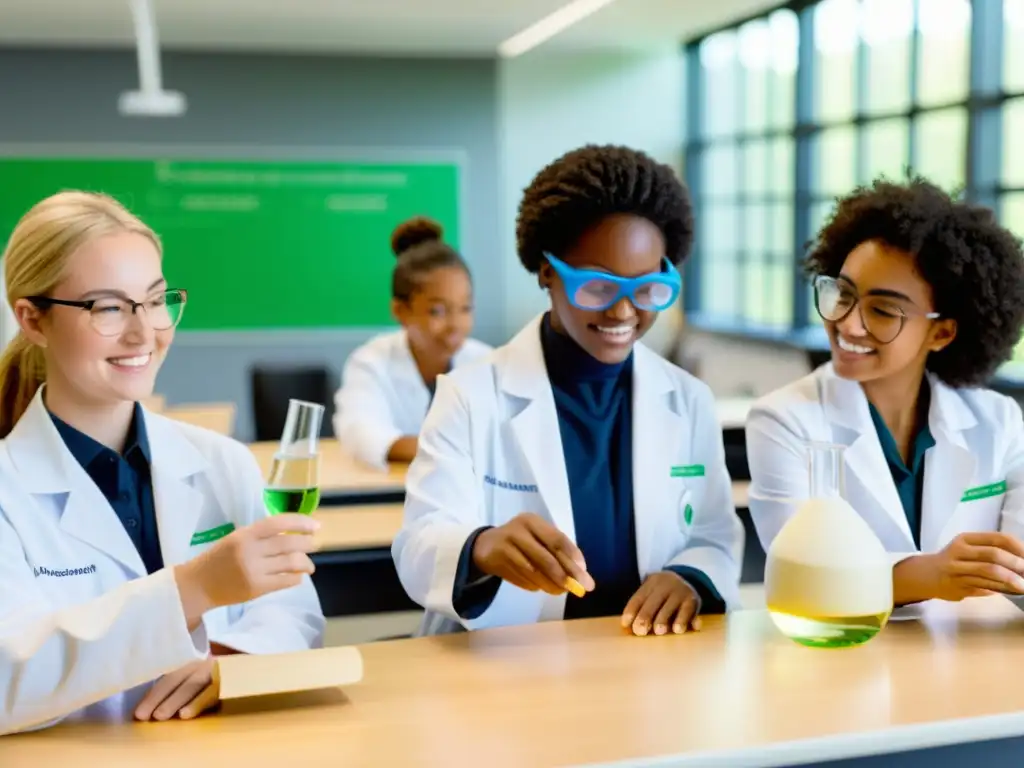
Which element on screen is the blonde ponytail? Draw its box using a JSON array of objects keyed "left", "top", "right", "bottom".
[
  {"left": 0, "top": 334, "right": 45, "bottom": 438},
  {"left": 0, "top": 191, "right": 160, "bottom": 436}
]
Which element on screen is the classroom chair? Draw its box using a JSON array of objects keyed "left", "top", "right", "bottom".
[
  {"left": 163, "top": 403, "right": 237, "bottom": 436},
  {"left": 250, "top": 365, "right": 335, "bottom": 442}
]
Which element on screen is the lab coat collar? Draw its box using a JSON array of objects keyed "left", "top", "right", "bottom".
[
  {"left": 498, "top": 314, "right": 575, "bottom": 577},
  {"left": 5, "top": 389, "right": 208, "bottom": 575},
  {"left": 497, "top": 314, "right": 678, "bottom": 614},
  {"left": 820, "top": 364, "right": 977, "bottom": 550},
  {"left": 138, "top": 409, "right": 210, "bottom": 568}
]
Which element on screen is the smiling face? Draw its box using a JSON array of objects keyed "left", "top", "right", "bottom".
[
  {"left": 824, "top": 239, "right": 956, "bottom": 384},
  {"left": 540, "top": 213, "right": 666, "bottom": 364},
  {"left": 392, "top": 265, "right": 475, "bottom": 365},
  {"left": 15, "top": 231, "right": 173, "bottom": 409}
]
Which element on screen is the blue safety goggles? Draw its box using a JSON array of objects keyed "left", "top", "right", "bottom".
[{"left": 544, "top": 252, "right": 681, "bottom": 312}]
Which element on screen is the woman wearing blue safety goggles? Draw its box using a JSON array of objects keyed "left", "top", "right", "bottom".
[{"left": 394, "top": 144, "right": 743, "bottom": 639}]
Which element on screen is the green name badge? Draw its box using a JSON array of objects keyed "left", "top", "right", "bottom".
[
  {"left": 190, "top": 523, "right": 236, "bottom": 546},
  {"left": 961, "top": 481, "right": 1008, "bottom": 503},
  {"left": 671, "top": 464, "right": 705, "bottom": 478}
]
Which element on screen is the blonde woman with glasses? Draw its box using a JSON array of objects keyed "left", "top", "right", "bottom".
[{"left": 0, "top": 192, "right": 324, "bottom": 735}]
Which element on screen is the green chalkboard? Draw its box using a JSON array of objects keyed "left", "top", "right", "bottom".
[{"left": 0, "top": 155, "right": 461, "bottom": 331}]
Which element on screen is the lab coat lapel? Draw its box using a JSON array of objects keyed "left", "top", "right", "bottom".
[
  {"left": 631, "top": 345, "right": 686, "bottom": 570},
  {"left": 823, "top": 370, "right": 915, "bottom": 549},
  {"left": 6, "top": 390, "right": 147, "bottom": 578},
  {"left": 920, "top": 377, "right": 976, "bottom": 550},
  {"left": 144, "top": 411, "right": 209, "bottom": 567},
  {"left": 499, "top": 316, "right": 576, "bottom": 541}
]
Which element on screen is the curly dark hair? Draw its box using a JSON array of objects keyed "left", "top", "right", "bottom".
[
  {"left": 805, "top": 177, "right": 1024, "bottom": 387},
  {"left": 515, "top": 144, "right": 695, "bottom": 273}
]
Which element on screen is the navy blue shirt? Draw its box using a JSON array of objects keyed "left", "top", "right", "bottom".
[
  {"left": 50, "top": 404, "right": 163, "bottom": 575},
  {"left": 452, "top": 314, "right": 724, "bottom": 619},
  {"left": 868, "top": 385, "right": 935, "bottom": 550}
]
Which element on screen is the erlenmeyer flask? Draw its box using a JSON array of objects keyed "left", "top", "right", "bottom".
[{"left": 765, "top": 442, "right": 893, "bottom": 648}]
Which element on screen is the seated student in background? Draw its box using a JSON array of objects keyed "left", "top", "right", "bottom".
[
  {"left": 333, "top": 216, "right": 492, "bottom": 467},
  {"left": 393, "top": 145, "right": 743, "bottom": 637},
  {"left": 0, "top": 192, "right": 324, "bottom": 735},
  {"left": 746, "top": 177, "right": 1024, "bottom": 607}
]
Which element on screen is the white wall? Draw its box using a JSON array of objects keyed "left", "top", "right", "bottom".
[{"left": 497, "top": 46, "right": 685, "bottom": 357}]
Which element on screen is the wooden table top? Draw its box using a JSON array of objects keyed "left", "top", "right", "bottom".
[
  {"left": 10, "top": 597, "right": 1024, "bottom": 767},
  {"left": 312, "top": 486, "right": 746, "bottom": 553},
  {"left": 249, "top": 439, "right": 407, "bottom": 496},
  {"left": 249, "top": 439, "right": 748, "bottom": 510},
  {"left": 314, "top": 504, "right": 404, "bottom": 551}
]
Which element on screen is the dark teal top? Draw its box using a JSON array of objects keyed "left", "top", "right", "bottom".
[
  {"left": 867, "top": 387, "right": 935, "bottom": 549},
  {"left": 49, "top": 404, "right": 162, "bottom": 574}
]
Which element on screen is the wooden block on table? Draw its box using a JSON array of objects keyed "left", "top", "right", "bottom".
[{"left": 215, "top": 646, "right": 363, "bottom": 700}]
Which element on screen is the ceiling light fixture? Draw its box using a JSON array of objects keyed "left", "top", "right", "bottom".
[
  {"left": 498, "top": 0, "right": 621, "bottom": 58},
  {"left": 118, "top": 0, "right": 186, "bottom": 117}
]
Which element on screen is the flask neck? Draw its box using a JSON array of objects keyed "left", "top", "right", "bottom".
[{"left": 808, "top": 443, "right": 845, "bottom": 499}]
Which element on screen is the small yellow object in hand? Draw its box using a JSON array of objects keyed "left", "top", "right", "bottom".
[{"left": 564, "top": 576, "right": 586, "bottom": 598}]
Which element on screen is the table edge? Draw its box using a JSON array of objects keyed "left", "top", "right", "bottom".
[{"left": 583, "top": 711, "right": 1024, "bottom": 768}]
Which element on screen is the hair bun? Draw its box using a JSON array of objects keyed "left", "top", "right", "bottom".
[{"left": 391, "top": 216, "right": 443, "bottom": 257}]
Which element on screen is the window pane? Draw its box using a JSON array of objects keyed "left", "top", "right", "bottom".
[
  {"left": 700, "top": 31, "right": 739, "bottom": 138},
  {"left": 814, "top": 0, "right": 859, "bottom": 122},
  {"left": 768, "top": 9, "right": 798, "bottom": 130},
  {"left": 703, "top": 144, "right": 738, "bottom": 198},
  {"left": 1006, "top": 0, "right": 1024, "bottom": 93},
  {"left": 812, "top": 126, "right": 857, "bottom": 196},
  {"left": 744, "top": 140, "right": 769, "bottom": 197},
  {"left": 863, "top": 118, "right": 909, "bottom": 183},
  {"left": 808, "top": 281, "right": 824, "bottom": 325},
  {"left": 914, "top": 108, "right": 967, "bottom": 191},
  {"left": 863, "top": 0, "right": 912, "bottom": 115},
  {"left": 808, "top": 199, "right": 835, "bottom": 239},
  {"left": 766, "top": 262, "right": 794, "bottom": 327},
  {"left": 1003, "top": 194, "right": 1024, "bottom": 364},
  {"left": 745, "top": 259, "right": 769, "bottom": 324},
  {"left": 702, "top": 204, "right": 739, "bottom": 255},
  {"left": 769, "top": 202, "right": 794, "bottom": 256},
  {"left": 917, "top": 0, "right": 971, "bottom": 107},
  {"left": 745, "top": 204, "right": 768, "bottom": 253},
  {"left": 770, "top": 136, "right": 795, "bottom": 196},
  {"left": 739, "top": 19, "right": 770, "bottom": 134},
  {"left": 702, "top": 258, "right": 739, "bottom": 317},
  {"left": 1003, "top": 99, "right": 1024, "bottom": 187}
]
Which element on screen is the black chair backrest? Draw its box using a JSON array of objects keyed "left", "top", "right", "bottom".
[{"left": 250, "top": 366, "right": 334, "bottom": 442}]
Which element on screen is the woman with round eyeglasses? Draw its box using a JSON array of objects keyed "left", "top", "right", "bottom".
[
  {"left": 394, "top": 145, "right": 743, "bottom": 638},
  {"left": 746, "top": 177, "right": 1024, "bottom": 612},
  {"left": 0, "top": 191, "right": 323, "bottom": 734}
]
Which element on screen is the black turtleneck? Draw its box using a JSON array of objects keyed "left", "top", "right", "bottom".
[{"left": 540, "top": 314, "right": 640, "bottom": 619}]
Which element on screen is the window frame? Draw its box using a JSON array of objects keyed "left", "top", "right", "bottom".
[{"left": 684, "top": 0, "right": 1024, "bottom": 384}]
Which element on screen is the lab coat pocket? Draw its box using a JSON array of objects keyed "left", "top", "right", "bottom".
[{"left": 946, "top": 493, "right": 1003, "bottom": 540}]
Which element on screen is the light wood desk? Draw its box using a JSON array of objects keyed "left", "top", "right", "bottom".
[
  {"left": 9, "top": 597, "right": 1024, "bottom": 767},
  {"left": 249, "top": 439, "right": 407, "bottom": 498},
  {"left": 312, "top": 486, "right": 748, "bottom": 554},
  {"left": 315, "top": 504, "right": 404, "bottom": 551}
]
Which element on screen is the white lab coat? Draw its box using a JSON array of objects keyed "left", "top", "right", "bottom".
[
  {"left": 393, "top": 314, "right": 744, "bottom": 635},
  {"left": 746, "top": 363, "right": 1024, "bottom": 568},
  {"left": 333, "top": 330, "right": 493, "bottom": 468},
  {"left": 0, "top": 390, "right": 324, "bottom": 735}
]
